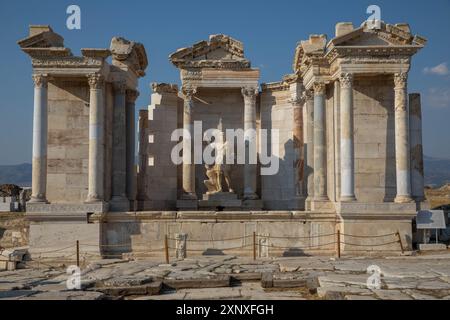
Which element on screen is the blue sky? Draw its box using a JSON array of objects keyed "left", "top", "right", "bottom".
[{"left": 0, "top": 0, "right": 449, "bottom": 165}]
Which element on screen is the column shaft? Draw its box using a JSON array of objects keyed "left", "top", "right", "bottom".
[
  {"left": 126, "top": 90, "right": 138, "bottom": 203},
  {"left": 242, "top": 87, "right": 258, "bottom": 200},
  {"left": 292, "top": 96, "right": 304, "bottom": 197},
  {"left": 86, "top": 73, "right": 105, "bottom": 202},
  {"left": 394, "top": 73, "right": 413, "bottom": 203},
  {"left": 304, "top": 90, "right": 315, "bottom": 200},
  {"left": 313, "top": 82, "right": 328, "bottom": 201},
  {"left": 30, "top": 74, "right": 48, "bottom": 203},
  {"left": 339, "top": 73, "right": 356, "bottom": 201},
  {"left": 111, "top": 82, "right": 127, "bottom": 203},
  {"left": 409, "top": 93, "right": 425, "bottom": 201},
  {"left": 181, "top": 87, "right": 197, "bottom": 199}
]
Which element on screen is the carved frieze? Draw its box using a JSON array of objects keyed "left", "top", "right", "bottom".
[{"left": 31, "top": 56, "right": 103, "bottom": 68}]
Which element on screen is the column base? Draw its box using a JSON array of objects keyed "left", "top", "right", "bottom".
[
  {"left": 394, "top": 195, "right": 414, "bottom": 204},
  {"left": 314, "top": 195, "right": 329, "bottom": 201},
  {"left": 85, "top": 196, "right": 104, "bottom": 204},
  {"left": 29, "top": 197, "right": 48, "bottom": 204},
  {"left": 181, "top": 192, "right": 197, "bottom": 200},
  {"left": 340, "top": 195, "right": 357, "bottom": 202},
  {"left": 109, "top": 196, "right": 130, "bottom": 212},
  {"left": 243, "top": 192, "right": 259, "bottom": 200},
  {"left": 177, "top": 199, "right": 198, "bottom": 210}
]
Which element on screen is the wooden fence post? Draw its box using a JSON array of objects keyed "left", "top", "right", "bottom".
[{"left": 164, "top": 235, "right": 170, "bottom": 264}]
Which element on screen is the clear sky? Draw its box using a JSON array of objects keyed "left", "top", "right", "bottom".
[{"left": 0, "top": 0, "right": 449, "bottom": 165}]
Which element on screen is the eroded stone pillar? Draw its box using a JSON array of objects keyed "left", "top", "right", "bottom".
[
  {"left": 409, "top": 93, "right": 425, "bottom": 201},
  {"left": 242, "top": 87, "right": 258, "bottom": 200},
  {"left": 313, "top": 82, "right": 328, "bottom": 201},
  {"left": 304, "top": 90, "right": 315, "bottom": 201},
  {"left": 394, "top": 72, "right": 413, "bottom": 203},
  {"left": 181, "top": 87, "right": 197, "bottom": 200},
  {"left": 126, "top": 90, "right": 139, "bottom": 204},
  {"left": 86, "top": 73, "right": 105, "bottom": 203},
  {"left": 339, "top": 73, "right": 356, "bottom": 201},
  {"left": 111, "top": 81, "right": 128, "bottom": 206},
  {"left": 30, "top": 74, "right": 48, "bottom": 203},
  {"left": 175, "top": 233, "right": 187, "bottom": 259}
]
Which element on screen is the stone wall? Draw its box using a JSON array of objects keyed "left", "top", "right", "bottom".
[
  {"left": 47, "top": 81, "right": 90, "bottom": 203},
  {"left": 141, "top": 90, "right": 180, "bottom": 209},
  {"left": 46, "top": 81, "right": 114, "bottom": 204},
  {"left": 260, "top": 86, "right": 297, "bottom": 209},
  {"left": 353, "top": 76, "right": 396, "bottom": 203}
]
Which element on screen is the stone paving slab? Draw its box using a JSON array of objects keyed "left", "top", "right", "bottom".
[{"left": 1, "top": 253, "right": 450, "bottom": 300}]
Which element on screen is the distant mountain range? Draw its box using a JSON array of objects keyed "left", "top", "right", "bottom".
[
  {"left": 0, "top": 156, "right": 449, "bottom": 188},
  {"left": 424, "top": 156, "right": 450, "bottom": 187},
  {"left": 0, "top": 163, "right": 32, "bottom": 187}
]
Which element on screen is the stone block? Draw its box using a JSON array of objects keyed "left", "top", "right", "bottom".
[{"left": 419, "top": 243, "right": 447, "bottom": 251}]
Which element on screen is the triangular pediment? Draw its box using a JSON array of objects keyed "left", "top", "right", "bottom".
[
  {"left": 170, "top": 34, "right": 250, "bottom": 69},
  {"left": 330, "top": 22, "right": 426, "bottom": 48}
]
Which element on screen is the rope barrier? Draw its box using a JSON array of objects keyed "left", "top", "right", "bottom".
[
  {"left": 259, "top": 241, "right": 337, "bottom": 250},
  {"left": 168, "top": 235, "right": 253, "bottom": 242},
  {"left": 265, "top": 233, "right": 335, "bottom": 240},
  {"left": 18, "top": 230, "right": 404, "bottom": 265},
  {"left": 340, "top": 233, "right": 397, "bottom": 239},
  {"left": 176, "top": 244, "right": 254, "bottom": 252},
  {"left": 31, "top": 245, "right": 75, "bottom": 255},
  {"left": 340, "top": 240, "right": 401, "bottom": 247}
]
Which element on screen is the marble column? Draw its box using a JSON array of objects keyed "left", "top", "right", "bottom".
[
  {"left": 292, "top": 94, "right": 304, "bottom": 197},
  {"left": 304, "top": 90, "right": 315, "bottom": 200},
  {"left": 30, "top": 74, "right": 48, "bottom": 203},
  {"left": 126, "top": 90, "right": 139, "bottom": 203},
  {"left": 242, "top": 87, "right": 258, "bottom": 200},
  {"left": 86, "top": 73, "right": 105, "bottom": 203},
  {"left": 313, "top": 82, "right": 328, "bottom": 201},
  {"left": 394, "top": 72, "right": 413, "bottom": 203},
  {"left": 111, "top": 81, "right": 127, "bottom": 205},
  {"left": 181, "top": 87, "right": 197, "bottom": 200},
  {"left": 339, "top": 73, "right": 356, "bottom": 201},
  {"left": 409, "top": 93, "right": 425, "bottom": 201}
]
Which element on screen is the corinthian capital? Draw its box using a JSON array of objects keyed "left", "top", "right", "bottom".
[
  {"left": 87, "top": 73, "right": 104, "bottom": 90},
  {"left": 339, "top": 73, "right": 354, "bottom": 89},
  {"left": 113, "top": 81, "right": 127, "bottom": 94},
  {"left": 241, "top": 87, "right": 258, "bottom": 98},
  {"left": 182, "top": 86, "right": 197, "bottom": 99},
  {"left": 126, "top": 89, "right": 139, "bottom": 103},
  {"left": 394, "top": 72, "right": 408, "bottom": 89},
  {"left": 302, "top": 89, "right": 314, "bottom": 102},
  {"left": 32, "top": 74, "right": 48, "bottom": 89},
  {"left": 313, "top": 81, "right": 326, "bottom": 95}
]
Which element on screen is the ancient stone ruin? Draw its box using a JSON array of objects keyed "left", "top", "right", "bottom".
[{"left": 18, "top": 21, "right": 428, "bottom": 259}]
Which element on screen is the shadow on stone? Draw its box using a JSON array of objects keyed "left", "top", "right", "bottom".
[
  {"left": 282, "top": 248, "right": 310, "bottom": 257},
  {"left": 202, "top": 248, "right": 225, "bottom": 256}
]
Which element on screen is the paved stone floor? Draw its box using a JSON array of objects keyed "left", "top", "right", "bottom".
[{"left": 1, "top": 252, "right": 450, "bottom": 300}]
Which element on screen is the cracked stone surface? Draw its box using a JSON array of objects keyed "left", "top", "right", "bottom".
[{"left": 1, "top": 253, "right": 450, "bottom": 300}]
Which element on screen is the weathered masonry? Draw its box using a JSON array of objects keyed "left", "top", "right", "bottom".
[{"left": 19, "top": 21, "right": 428, "bottom": 258}]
